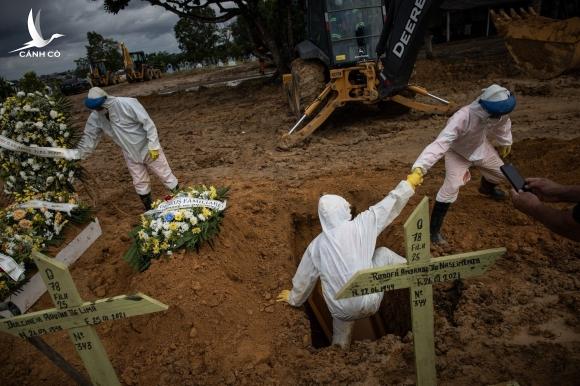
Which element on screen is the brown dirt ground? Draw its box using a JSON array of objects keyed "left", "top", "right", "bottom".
[{"left": 1, "top": 39, "right": 580, "bottom": 385}]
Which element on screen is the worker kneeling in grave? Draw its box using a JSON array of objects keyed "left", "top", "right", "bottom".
[
  {"left": 277, "top": 174, "right": 422, "bottom": 348},
  {"left": 68, "top": 87, "right": 179, "bottom": 210}
]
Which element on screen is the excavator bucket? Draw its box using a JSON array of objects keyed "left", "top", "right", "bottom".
[{"left": 490, "top": 7, "right": 580, "bottom": 79}]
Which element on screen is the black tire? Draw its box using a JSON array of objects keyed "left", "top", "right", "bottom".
[{"left": 290, "top": 58, "right": 326, "bottom": 117}]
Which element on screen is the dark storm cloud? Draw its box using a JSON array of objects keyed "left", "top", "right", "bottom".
[{"left": 0, "top": 0, "right": 180, "bottom": 80}]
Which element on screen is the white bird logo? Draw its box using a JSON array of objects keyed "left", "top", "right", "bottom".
[{"left": 10, "top": 9, "right": 64, "bottom": 53}]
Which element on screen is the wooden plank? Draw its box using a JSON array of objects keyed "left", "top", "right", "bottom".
[
  {"left": 335, "top": 248, "right": 505, "bottom": 300},
  {"left": 405, "top": 196, "right": 436, "bottom": 386},
  {"left": 0, "top": 219, "right": 102, "bottom": 316},
  {"left": 33, "top": 251, "right": 121, "bottom": 386},
  {"left": 410, "top": 284, "right": 436, "bottom": 386},
  {"left": 0, "top": 292, "right": 168, "bottom": 338},
  {"left": 404, "top": 196, "right": 430, "bottom": 263}
]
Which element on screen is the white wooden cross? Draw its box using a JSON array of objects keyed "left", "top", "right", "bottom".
[
  {"left": 336, "top": 197, "right": 506, "bottom": 386},
  {"left": 0, "top": 251, "right": 168, "bottom": 386}
]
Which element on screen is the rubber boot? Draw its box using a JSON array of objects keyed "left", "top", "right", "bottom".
[
  {"left": 139, "top": 193, "right": 152, "bottom": 211},
  {"left": 430, "top": 201, "right": 451, "bottom": 244},
  {"left": 478, "top": 177, "right": 506, "bottom": 200}
]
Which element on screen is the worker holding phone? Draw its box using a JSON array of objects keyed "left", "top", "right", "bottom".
[{"left": 511, "top": 178, "right": 580, "bottom": 242}]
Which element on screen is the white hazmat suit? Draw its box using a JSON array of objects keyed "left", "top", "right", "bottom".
[
  {"left": 412, "top": 90, "right": 512, "bottom": 203},
  {"left": 288, "top": 180, "right": 414, "bottom": 347},
  {"left": 76, "top": 94, "right": 178, "bottom": 195}
]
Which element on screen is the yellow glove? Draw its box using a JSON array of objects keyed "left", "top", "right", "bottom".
[
  {"left": 406, "top": 168, "right": 424, "bottom": 190},
  {"left": 149, "top": 149, "right": 159, "bottom": 161},
  {"left": 276, "top": 290, "right": 290, "bottom": 304},
  {"left": 496, "top": 145, "right": 511, "bottom": 158}
]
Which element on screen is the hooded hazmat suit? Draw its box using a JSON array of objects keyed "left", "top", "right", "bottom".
[
  {"left": 75, "top": 91, "right": 178, "bottom": 195},
  {"left": 288, "top": 180, "right": 414, "bottom": 347},
  {"left": 412, "top": 85, "right": 513, "bottom": 203}
]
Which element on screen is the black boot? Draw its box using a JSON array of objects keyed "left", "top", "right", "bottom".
[
  {"left": 478, "top": 177, "right": 506, "bottom": 200},
  {"left": 139, "top": 193, "right": 152, "bottom": 211},
  {"left": 430, "top": 201, "right": 451, "bottom": 244}
]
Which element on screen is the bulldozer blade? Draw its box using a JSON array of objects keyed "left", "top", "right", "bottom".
[{"left": 491, "top": 8, "right": 580, "bottom": 79}]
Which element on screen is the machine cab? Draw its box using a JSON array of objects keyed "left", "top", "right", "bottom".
[{"left": 307, "top": 0, "right": 386, "bottom": 67}]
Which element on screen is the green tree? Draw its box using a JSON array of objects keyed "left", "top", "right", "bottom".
[
  {"left": 146, "top": 52, "right": 183, "bottom": 70},
  {"left": 73, "top": 57, "right": 90, "bottom": 78},
  {"left": 228, "top": 19, "right": 255, "bottom": 59},
  {"left": 100, "top": 0, "right": 306, "bottom": 74},
  {"left": 85, "top": 31, "right": 123, "bottom": 71},
  {"left": 174, "top": 8, "right": 220, "bottom": 64},
  {"left": 18, "top": 72, "right": 46, "bottom": 94},
  {"left": 0, "top": 77, "right": 15, "bottom": 103}
]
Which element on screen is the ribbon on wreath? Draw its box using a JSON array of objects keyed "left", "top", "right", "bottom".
[
  {"left": 0, "top": 253, "right": 25, "bottom": 282},
  {"left": 145, "top": 197, "right": 227, "bottom": 217},
  {"left": 0, "top": 135, "right": 80, "bottom": 160}
]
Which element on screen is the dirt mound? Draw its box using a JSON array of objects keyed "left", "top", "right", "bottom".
[{"left": 1, "top": 40, "right": 579, "bottom": 385}]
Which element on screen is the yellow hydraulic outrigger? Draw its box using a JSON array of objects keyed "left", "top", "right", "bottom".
[{"left": 280, "top": 61, "right": 455, "bottom": 148}]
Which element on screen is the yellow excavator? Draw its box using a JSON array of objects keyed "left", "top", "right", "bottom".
[
  {"left": 491, "top": 7, "right": 580, "bottom": 79},
  {"left": 281, "top": 0, "right": 455, "bottom": 148},
  {"left": 120, "top": 42, "right": 162, "bottom": 83},
  {"left": 89, "top": 59, "right": 120, "bottom": 87}
]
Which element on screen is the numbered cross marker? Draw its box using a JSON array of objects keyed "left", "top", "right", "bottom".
[{"left": 336, "top": 197, "right": 505, "bottom": 386}]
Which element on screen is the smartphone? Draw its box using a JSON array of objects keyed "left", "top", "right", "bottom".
[{"left": 500, "top": 164, "right": 527, "bottom": 191}]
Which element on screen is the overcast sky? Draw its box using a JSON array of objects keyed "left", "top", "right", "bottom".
[{"left": 0, "top": 0, "right": 181, "bottom": 80}]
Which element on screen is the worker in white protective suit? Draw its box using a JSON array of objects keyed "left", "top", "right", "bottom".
[
  {"left": 407, "top": 84, "right": 516, "bottom": 244},
  {"left": 70, "top": 87, "right": 179, "bottom": 210},
  {"left": 277, "top": 174, "right": 422, "bottom": 348}
]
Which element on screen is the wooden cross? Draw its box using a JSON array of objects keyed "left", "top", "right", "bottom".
[
  {"left": 0, "top": 251, "right": 168, "bottom": 386},
  {"left": 336, "top": 197, "right": 506, "bottom": 386}
]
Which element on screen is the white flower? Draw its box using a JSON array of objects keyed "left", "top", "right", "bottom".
[
  {"left": 49, "top": 110, "right": 58, "bottom": 119},
  {"left": 15, "top": 121, "right": 23, "bottom": 129},
  {"left": 162, "top": 222, "right": 170, "bottom": 230},
  {"left": 189, "top": 217, "right": 198, "bottom": 225},
  {"left": 23, "top": 104, "right": 31, "bottom": 111},
  {"left": 59, "top": 123, "right": 66, "bottom": 130},
  {"left": 162, "top": 230, "right": 172, "bottom": 239},
  {"left": 46, "top": 176, "right": 54, "bottom": 184},
  {"left": 198, "top": 214, "right": 206, "bottom": 221},
  {"left": 17, "top": 91, "right": 25, "bottom": 97},
  {"left": 0, "top": 107, "right": 5, "bottom": 115},
  {"left": 19, "top": 171, "right": 27, "bottom": 179},
  {"left": 180, "top": 223, "right": 190, "bottom": 232},
  {"left": 35, "top": 121, "right": 44, "bottom": 129}
]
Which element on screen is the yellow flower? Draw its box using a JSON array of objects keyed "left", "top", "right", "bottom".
[
  {"left": 210, "top": 186, "right": 217, "bottom": 199},
  {"left": 0, "top": 281, "right": 6, "bottom": 290},
  {"left": 19, "top": 219, "right": 32, "bottom": 229},
  {"left": 160, "top": 241, "right": 169, "bottom": 250},
  {"left": 174, "top": 211, "right": 183, "bottom": 221},
  {"left": 202, "top": 207, "right": 212, "bottom": 218},
  {"left": 13, "top": 209, "right": 26, "bottom": 221},
  {"left": 140, "top": 215, "right": 149, "bottom": 228},
  {"left": 153, "top": 246, "right": 160, "bottom": 254},
  {"left": 192, "top": 227, "right": 201, "bottom": 234},
  {"left": 169, "top": 222, "right": 179, "bottom": 231},
  {"left": 55, "top": 212, "right": 63, "bottom": 223}
]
